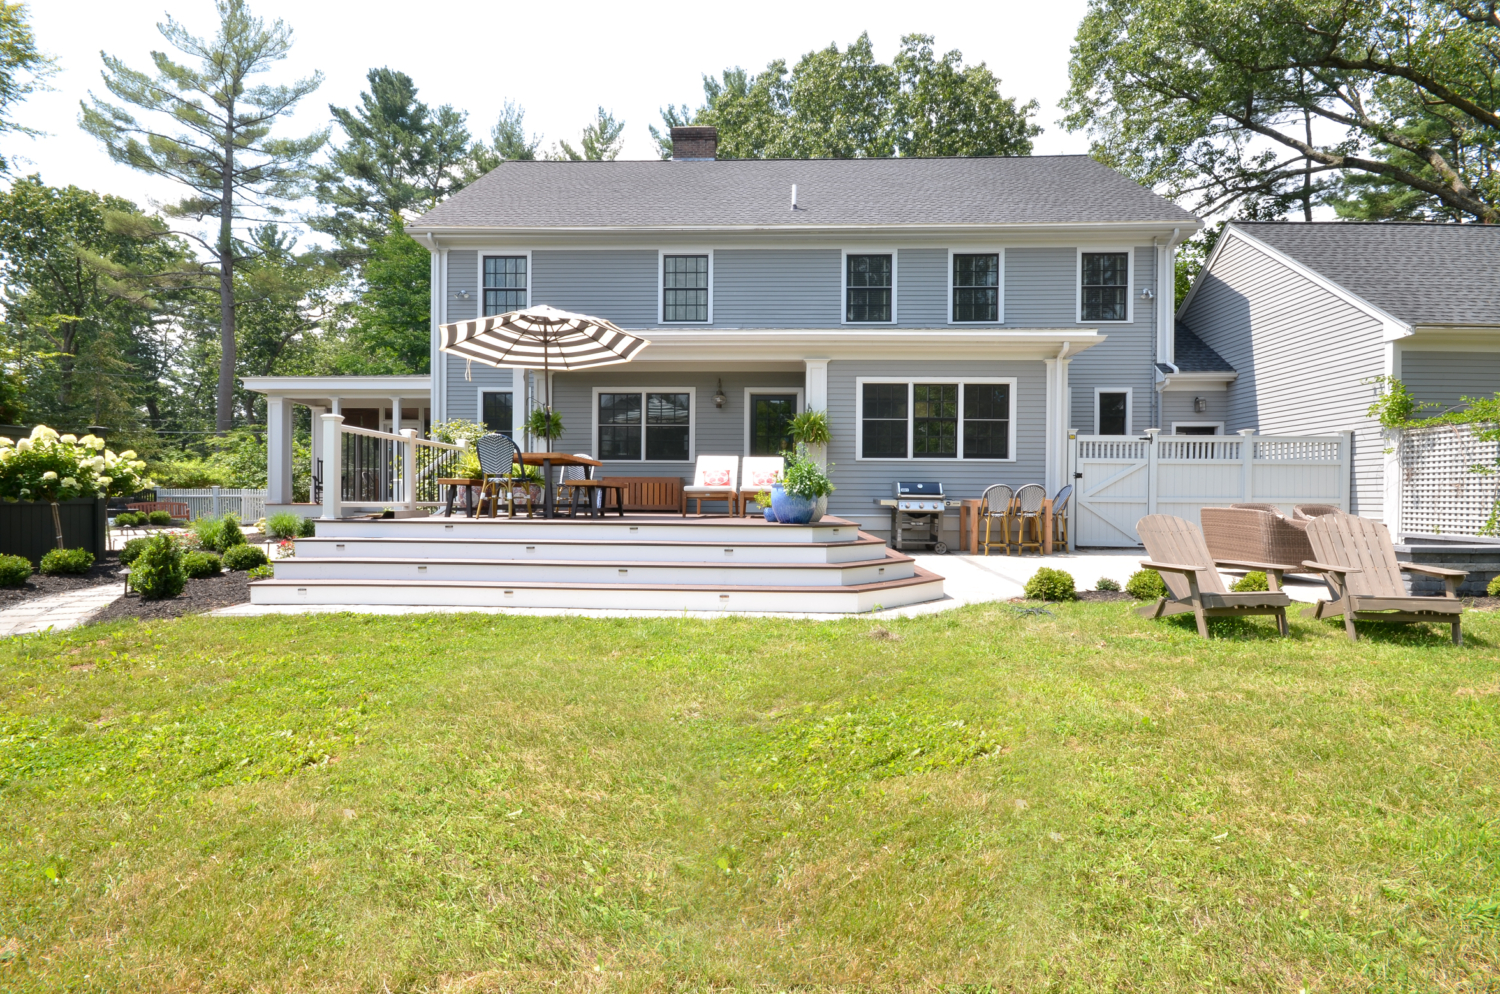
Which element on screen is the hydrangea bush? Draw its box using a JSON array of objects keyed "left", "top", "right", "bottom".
[{"left": 0, "top": 425, "right": 152, "bottom": 548}]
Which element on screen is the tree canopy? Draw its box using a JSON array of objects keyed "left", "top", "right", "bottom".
[
  {"left": 0, "top": 1, "right": 54, "bottom": 174},
  {"left": 1064, "top": 0, "right": 1500, "bottom": 223},
  {"left": 652, "top": 33, "right": 1040, "bottom": 159}
]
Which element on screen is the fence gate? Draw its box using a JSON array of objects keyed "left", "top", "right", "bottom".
[{"left": 1067, "top": 431, "right": 1351, "bottom": 548}]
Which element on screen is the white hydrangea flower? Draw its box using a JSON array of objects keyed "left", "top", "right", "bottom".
[
  {"left": 0, "top": 435, "right": 12, "bottom": 446},
  {"left": 62, "top": 477, "right": 78, "bottom": 488},
  {"left": 119, "top": 450, "right": 137, "bottom": 460},
  {"left": 15, "top": 438, "right": 32, "bottom": 452},
  {"left": 42, "top": 471, "right": 58, "bottom": 481},
  {"left": 30, "top": 425, "right": 58, "bottom": 442},
  {"left": 60, "top": 433, "right": 77, "bottom": 444},
  {"left": 98, "top": 475, "right": 113, "bottom": 487}
]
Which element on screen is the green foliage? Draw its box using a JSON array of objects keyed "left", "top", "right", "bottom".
[
  {"left": 0, "top": 425, "right": 150, "bottom": 503},
  {"left": 552, "top": 106, "right": 625, "bottom": 161},
  {"left": 336, "top": 220, "right": 431, "bottom": 373},
  {"left": 128, "top": 534, "right": 185, "bottom": 599},
  {"left": 39, "top": 548, "right": 94, "bottom": 575},
  {"left": 246, "top": 562, "right": 274, "bottom": 579},
  {"left": 465, "top": 101, "right": 541, "bottom": 178},
  {"left": 1126, "top": 568, "right": 1167, "bottom": 600},
  {"left": 754, "top": 489, "right": 773, "bottom": 510},
  {"left": 779, "top": 444, "right": 834, "bottom": 500},
  {"left": 788, "top": 408, "right": 831, "bottom": 446},
  {"left": 1024, "top": 567, "right": 1077, "bottom": 601},
  {"left": 1365, "top": 375, "right": 1436, "bottom": 429},
  {"left": 1488, "top": 574, "right": 1500, "bottom": 597},
  {"left": 429, "top": 419, "right": 488, "bottom": 447},
  {"left": 654, "top": 33, "right": 1039, "bottom": 159},
  {"left": 146, "top": 510, "right": 172, "bottom": 526},
  {"left": 298, "top": 515, "right": 316, "bottom": 538},
  {"left": 1063, "top": 0, "right": 1500, "bottom": 222},
  {"left": 0, "top": 553, "right": 31, "bottom": 586},
  {"left": 181, "top": 550, "right": 222, "bottom": 579},
  {"left": 114, "top": 511, "right": 144, "bottom": 527},
  {"left": 1233, "top": 571, "right": 1270, "bottom": 592},
  {"left": 0, "top": 2, "right": 57, "bottom": 174},
  {"left": 264, "top": 511, "right": 303, "bottom": 540},
  {"left": 222, "top": 544, "right": 268, "bottom": 571},
  {"left": 190, "top": 514, "right": 246, "bottom": 554},
  {"left": 525, "top": 408, "right": 564, "bottom": 440},
  {"left": 1096, "top": 577, "right": 1121, "bottom": 592},
  {"left": 119, "top": 536, "right": 151, "bottom": 566}
]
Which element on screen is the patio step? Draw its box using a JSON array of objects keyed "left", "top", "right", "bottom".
[
  {"left": 310, "top": 514, "right": 863, "bottom": 545},
  {"left": 291, "top": 533, "right": 890, "bottom": 565}
]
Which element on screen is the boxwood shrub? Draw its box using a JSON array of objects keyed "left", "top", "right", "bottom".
[
  {"left": 119, "top": 536, "right": 152, "bottom": 566},
  {"left": 0, "top": 554, "right": 32, "bottom": 587},
  {"left": 1125, "top": 569, "right": 1167, "bottom": 600},
  {"left": 222, "top": 544, "right": 269, "bottom": 571},
  {"left": 40, "top": 548, "right": 95, "bottom": 575},
  {"left": 147, "top": 510, "right": 173, "bottom": 526},
  {"left": 1232, "top": 571, "right": 1269, "bottom": 592},
  {"left": 114, "top": 511, "right": 144, "bottom": 527},
  {"left": 1024, "top": 567, "right": 1077, "bottom": 602},
  {"left": 182, "top": 551, "right": 223, "bottom": 579},
  {"left": 129, "top": 535, "right": 185, "bottom": 600}
]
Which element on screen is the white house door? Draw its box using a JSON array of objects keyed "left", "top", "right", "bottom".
[{"left": 1069, "top": 435, "right": 1151, "bottom": 547}]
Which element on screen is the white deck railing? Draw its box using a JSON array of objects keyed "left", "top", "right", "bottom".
[{"left": 320, "top": 415, "right": 465, "bottom": 518}]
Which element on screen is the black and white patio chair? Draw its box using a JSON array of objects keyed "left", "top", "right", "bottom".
[{"left": 474, "top": 433, "right": 531, "bottom": 518}]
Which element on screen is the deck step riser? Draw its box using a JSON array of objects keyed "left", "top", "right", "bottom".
[
  {"left": 272, "top": 560, "right": 914, "bottom": 587},
  {"left": 312, "top": 520, "right": 860, "bottom": 544},
  {"left": 248, "top": 579, "right": 945, "bottom": 613},
  {"left": 292, "top": 539, "right": 885, "bottom": 565}
]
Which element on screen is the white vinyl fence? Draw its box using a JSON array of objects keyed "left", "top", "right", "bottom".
[
  {"left": 1398, "top": 424, "right": 1500, "bottom": 537},
  {"left": 154, "top": 487, "right": 267, "bottom": 523},
  {"left": 1067, "top": 429, "right": 1351, "bottom": 547}
]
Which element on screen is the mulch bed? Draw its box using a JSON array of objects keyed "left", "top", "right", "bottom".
[
  {"left": 0, "top": 552, "right": 128, "bottom": 608},
  {"left": 90, "top": 570, "right": 253, "bottom": 625}
]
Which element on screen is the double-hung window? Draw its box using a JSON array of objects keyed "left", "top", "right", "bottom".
[
  {"left": 846, "top": 254, "right": 893, "bottom": 322},
  {"left": 480, "top": 391, "right": 514, "bottom": 438},
  {"left": 859, "top": 381, "right": 1012, "bottom": 459},
  {"left": 662, "top": 255, "right": 709, "bottom": 322},
  {"left": 952, "top": 253, "right": 1000, "bottom": 322},
  {"left": 483, "top": 256, "right": 527, "bottom": 315},
  {"left": 597, "top": 390, "right": 692, "bottom": 461},
  {"left": 1080, "top": 251, "right": 1129, "bottom": 322}
]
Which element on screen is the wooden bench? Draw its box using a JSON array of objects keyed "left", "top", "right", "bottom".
[{"left": 599, "top": 476, "right": 682, "bottom": 512}]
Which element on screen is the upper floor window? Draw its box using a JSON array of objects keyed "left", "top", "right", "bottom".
[
  {"left": 1081, "top": 251, "right": 1129, "bottom": 322},
  {"left": 846, "top": 254, "right": 893, "bottom": 323},
  {"left": 952, "top": 253, "right": 1000, "bottom": 322},
  {"left": 662, "top": 255, "right": 709, "bottom": 322},
  {"left": 484, "top": 256, "right": 527, "bottom": 316}
]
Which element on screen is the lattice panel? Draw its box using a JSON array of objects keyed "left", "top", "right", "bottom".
[{"left": 1401, "top": 425, "right": 1500, "bottom": 537}]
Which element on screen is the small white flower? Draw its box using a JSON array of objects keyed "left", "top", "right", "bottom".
[
  {"left": 15, "top": 438, "right": 31, "bottom": 452},
  {"left": 61, "top": 477, "right": 78, "bottom": 488},
  {"left": 41, "top": 471, "right": 58, "bottom": 481},
  {"left": 59, "top": 433, "right": 77, "bottom": 445}
]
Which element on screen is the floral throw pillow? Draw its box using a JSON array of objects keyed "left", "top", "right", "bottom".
[
  {"left": 748, "top": 468, "right": 780, "bottom": 487},
  {"left": 702, "top": 469, "right": 731, "bottom": 487}
]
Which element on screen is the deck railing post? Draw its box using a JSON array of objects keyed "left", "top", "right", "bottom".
[
  {"left": 321, "top": 414, "right": 345, "bottom": 519},
  {"left": 400, "top": 429, "right": 418, "bottom": 512},
  {"left": 1238, "top": 428, "right": 1256, "bottom": 504}
]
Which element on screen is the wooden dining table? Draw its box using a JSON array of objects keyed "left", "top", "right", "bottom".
[{"left": 518, "top": 451, "right": 602, "bottom": 518}]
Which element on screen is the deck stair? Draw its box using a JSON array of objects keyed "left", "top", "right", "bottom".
[{"left": 249, "top": 514, "right": 945, "bottom": 613}]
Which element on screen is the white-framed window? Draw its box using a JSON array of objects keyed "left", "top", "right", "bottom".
[
  {"left": 842, "top": 250, "right": 897, "bottom": 324},
  {"left": 478, "top": 389, "right": 515, "bottom": 438},
  {"left": 659, "top": 250, "right": 713, "bottom": 324},
  {"left": 855, "top": 378, "right": 1015, "bottom": 461},
  {"left": 1171, "top": 422, "right": 1224, "bottom": 435},
  {"left": 592, "top": 387, "right": 695, "bottom": 462},
  {"left": 482, "top": 255, "right": 528, "bottom": 316},
  {"left": 1077, "top": 248, "right": 1134, "bottom": 323},
  {"left": 743, "top": 388, "right": 805, "bottom": 456},
  {"left": 1094, "top": 387, "right": 1133, "bottom": 435},
  {"left": 949, "top": 249, "right": 1003, "bottom": 324}
]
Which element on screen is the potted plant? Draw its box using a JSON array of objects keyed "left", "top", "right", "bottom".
[
  {"left": 754, "top": 489, "right": 775, "bottom": 522},
  {"left": 788, "top": 409, "right": 831, "bottom": 447},
  {"left": 771, "top": 444, "right": 834, "bottom": 524},
  {"left": 526, "top": 408, "right": 564, "bottom": 452}
]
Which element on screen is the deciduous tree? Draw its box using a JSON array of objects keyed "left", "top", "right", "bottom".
[{"left": 0, "top": 1, "right": 55, "bottom": 174}]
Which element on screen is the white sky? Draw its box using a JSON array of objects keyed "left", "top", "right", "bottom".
[{"left": 12, "top": 0, "right": 1093, "bottom": 224}]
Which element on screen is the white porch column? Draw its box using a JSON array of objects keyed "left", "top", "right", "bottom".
[
  {"left": 390, "top": 396, "right": 402, "bottom": 433},
  {"left": 308, "top": 405, "right": 325, "bottom": 500},
  {"left": 320, "top": 414, "right": 344, "bottom": 519},
  {"left": 329, "top": 396, "right": 341, "bottom": 416},
  {"left": 803, "top": 358, "right": 830, "bottom": 465},
  {"left": 265, "top": 395, "right": 294, "bottom": 505},
  {"left": 1044, "top": 358, "right": 1059, "bottom": 494}
]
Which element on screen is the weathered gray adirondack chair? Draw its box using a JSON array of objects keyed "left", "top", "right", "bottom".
[
  {"left": 1136, "top": 514, "right": 1292, "bottom": 638},
  {"left": 1302, "top": 513, "right": 1467, "bottom": 644}
]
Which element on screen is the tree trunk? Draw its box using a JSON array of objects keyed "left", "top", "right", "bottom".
[
  {"left": 216, "top": 110, "right": 237, "bottom": 434},
  {"left": 50, "top": 501, "right": 64, "bottom": 550}
]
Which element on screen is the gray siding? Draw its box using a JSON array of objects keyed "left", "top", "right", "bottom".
[
  {"left": 1004, "top": 247, "right": 1076, "bottom": 326},
  {"left": 826, "top": 359, "right": 1048, "bottom": 524},
  {"left": 1066, "top": 245, "right": 1159, "bottom": 432},
  {"left": 445, "top": 251, "right": 478, "bottom": 322},
  {"left": 443, "top": 360, "right": 515, "bottom": 425},
  {"left": 1402, "top": 350, "right": 1500, "bottom": 411},
  {"left": 896, "top": 248, "right": 949, "bottom": 326},
  {"left": 1161, "top": 388, "right": 1230, "bottom": 430},
  {"left": 531, "top": 250, "right": 658, "bottom": 327},
  {"left": 713, "top": 249, "right": 840, "bottom": 327},
  {"left": 1183, "top": 235, "right": 1386, "bottom": 516}
]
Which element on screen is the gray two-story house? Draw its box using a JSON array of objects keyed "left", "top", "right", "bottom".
[{"left": 395, "top": 128, "right": 1200, "bottom": 535}]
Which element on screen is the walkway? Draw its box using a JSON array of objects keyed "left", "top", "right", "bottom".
[{"left": 0, "top": 586, "right": 124, "bottom": 638}]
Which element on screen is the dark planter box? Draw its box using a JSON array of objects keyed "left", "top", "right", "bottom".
[{"left": 0, "top": 497, "right": 108, "bottom": 565}]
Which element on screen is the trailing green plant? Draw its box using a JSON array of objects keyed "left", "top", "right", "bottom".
[
  {"left": 182, "top": 551, "right": 223, "bottom": 579},
  {"left": 147, "top": 510, "right": 173, "bottom": 526},
  {"left": 1232, "top": 571, "right": 1269, "bottom": 592},
  {"left": 222, "top": 544, "right": 269, "bottom": 571},
  {"left": 1024, "top": 567, "right": 1077, "bottom": 601},
  {"left": 779, "top": 444, "right": 834, "bottom": 500},
  {"left": 1125, "top": 569, "right": 1167, "bottom": 600},
  {"left": 1096, "top": 577, "right": 1121, "bottom": 592},
  {"left": 788, "top": 408, "right": 831, "bottom": 447},
  {"left": 246, "top": 562, "right": 275, "bottom": 579},
  {"left": 525, "top": 408, "right": 564, "bottom": 443},
  {"left": 129, "top": 534, "right": 186, "bottom": 600},
  {"left": 0, "top": 554, "right": 32, "bottom": 587},
  {"left": 0, "top": 426, "right": 151, "bottom": 548},
  {"left": 265, "top": 511, "right": 304, "bottom": 540},
  {"left": 1364, "top": 375, "right": 1434, "bottom": 430},
  {"left": 119, "top": 536, "right": 151, "bottom": 565},
  {"left": 40, "top": 548, "right": 94, "bottom": 575}
]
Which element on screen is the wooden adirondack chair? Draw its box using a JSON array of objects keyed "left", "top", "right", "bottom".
[
  {"left": 1136, "top": 514, "right": 1292, "bottom": 638},
  {"left": 1302, "top": 513, "right": 1467, "bottom": 644}
]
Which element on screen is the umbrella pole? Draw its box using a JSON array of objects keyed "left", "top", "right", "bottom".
[{"left": 543, "top": 338, "right": 552, "bottom": 454}]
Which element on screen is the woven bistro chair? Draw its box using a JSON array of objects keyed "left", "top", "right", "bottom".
[
  {"left": 1012, "top": 484, "right": 1048, "bottom": 555},
  {"left": 979, "top": 484, "right": 1014, "bottom": 556},
  {"left": 474, "top": 433, "right": 531, "bottom": 519},
  {"left": 1293, "top": 503, "right": 1343, "bottom": 523},
  {"left": 1201, "top": 506, "right": 1314, "bottom": 580},
  {"left": 1231, "top": 502, "right": 1287, "bottom": 516},
  {"left": 1050, "top": 484, "right": 1073, "bottom": 549}
]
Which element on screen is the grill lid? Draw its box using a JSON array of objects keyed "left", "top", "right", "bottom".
[{"left": 895, "top": 481, "right": 943, "bottom": 497}]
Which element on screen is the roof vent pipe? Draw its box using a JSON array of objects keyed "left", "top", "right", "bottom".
[{"left": 791, "top": 184, "right": 798, "bottom": 211}]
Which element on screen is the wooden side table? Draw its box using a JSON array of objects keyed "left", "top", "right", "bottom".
[{"left": 958, "top": 499, "right": 983, "bottom": 554}]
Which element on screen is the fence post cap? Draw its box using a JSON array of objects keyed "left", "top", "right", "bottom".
[
  {"left": 319, "top": 413, "right": 346, "bottom": 424},
  {"left": 399, "top": 428, "right": 418, "bottom": 438},
  {"left": 1143, "top": 428, "right": 1161, "bottom": 437},
  {"left": 1237, "top": 428, "right": 1257, "bottom": 436}
]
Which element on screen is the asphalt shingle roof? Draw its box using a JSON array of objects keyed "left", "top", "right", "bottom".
[
  {"left": 411, "top": 156, "right": 1198, "bottom": 229},
  {"left": 1171, "top": 323, "right": 1235, "bottom": 373},
  {"left": 1231, "top": 221, "right": 1500, "bottom": 328}
]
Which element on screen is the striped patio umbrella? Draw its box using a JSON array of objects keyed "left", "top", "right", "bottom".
[{"left": 438, "top": 305, "right": 650, "bottom": 448}]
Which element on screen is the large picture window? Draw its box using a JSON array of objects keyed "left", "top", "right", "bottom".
[
  {"left": 481, "top": 391, "right": 513, "bottom": 437},
  {"left": 597, "top": 390, "right": 692, "bottom": 461},
  {"left": 1080, "top": 251, "right": 1129, "bottom": 322},
  {"left": 952, "top": 253, "right": 1000, "bottom": 322},
  {"left": 483, "top": 256, "right": 527, "bottom": 315},
  {"left": 662, "top": 255, "right": 709, "bottom": 322},
  {"left": 846, "top": 254, "right": 893, "bottom": 323},
  {"left": 859, "top": 381, "right": 1012, "bottom": 460}
]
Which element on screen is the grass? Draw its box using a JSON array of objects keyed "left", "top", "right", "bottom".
[{"left": 1, "top": 604, "right": 1498, "bottom": 992}]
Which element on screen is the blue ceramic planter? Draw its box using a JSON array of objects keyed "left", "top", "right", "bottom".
[
  {"left": 763, "top": 506, "right": 777, "bottom": 522},
  {"left": 769, "top": 484, "right": 815, "bottom": 525}
]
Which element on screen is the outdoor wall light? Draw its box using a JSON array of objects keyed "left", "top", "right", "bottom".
[
  {"left": 1194, "top": 396, "right": 1208, "bottom": 413},
  {"left": 453, "top": 288, "right": 471, "bottom": 300},
  {"left": 1140, "top": 287, "right": 1155, "bottom": 299},
  {"left": 713, "top": 379, "right": 727, "bottom": 408}
]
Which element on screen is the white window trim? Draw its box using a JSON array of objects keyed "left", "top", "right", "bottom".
[
  {"left": 854, "top": 377, "right": 1017, "bottom": 462},
  {"left": 478, "top": 249, "right": 533, "bottom": 318},
  {"left": 841, "top": 248, "right": 899, "bottom": 325},
  {"left": 1076, "top": 247, "right": 1136, "bottom": 325},
  {"left": 590, "top": 386, "right": 697, "bottom": 463},
  {"left": 741, "top": 387, "right": 805, "bottom": 456},
  {"left": 476, "top": 387, "right": 520, "bottom": 437},
  {"left": 1094, "top": 387, "right": 1135, "bottom": 435},
  {"left": 947, "top": 248, "right": 1005, "bottom": 325},
  {"left": 1171, "top": 421, "right": 1224, "bottom": 435},
  {"left": 657, "top": 249, "right": 714, "bottom": 325}
]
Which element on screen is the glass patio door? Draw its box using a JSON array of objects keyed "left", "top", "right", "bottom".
[{"left": 749, "top": 394, "right": 799, "bottom": 456}]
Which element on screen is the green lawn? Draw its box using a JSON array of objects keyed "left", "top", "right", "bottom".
[{"left": 2, "top": 604, "right": 1498, "bottom": 992}]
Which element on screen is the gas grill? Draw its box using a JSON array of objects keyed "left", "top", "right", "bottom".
[{"left": 875, "top": 481, "right": 956, "bottom": 554}]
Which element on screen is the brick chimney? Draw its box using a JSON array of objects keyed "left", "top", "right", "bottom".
[{"left": 670, "top": 126, "right": 718, "bottom": 160}]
